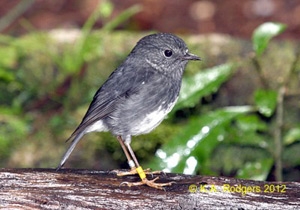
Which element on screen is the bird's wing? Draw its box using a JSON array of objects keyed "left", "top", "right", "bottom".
[
  {"left": 67, "top": 65, "right": 155, "bottom": 141},
  {"left": 57, "top": 66, "right": 155, "bottom": 170}
]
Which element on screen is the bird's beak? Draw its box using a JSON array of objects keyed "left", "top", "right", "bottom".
[{"left": 183, "top": 52, "right": 201, "bottom": 61}]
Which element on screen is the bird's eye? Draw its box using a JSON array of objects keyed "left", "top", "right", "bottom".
[{"left": 164, "top": 50, "right": 173, "bottom": 57}]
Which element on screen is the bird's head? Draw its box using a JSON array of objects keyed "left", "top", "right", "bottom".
[{"left": 129, "top": 33, "right": 200, "bottom": 78}]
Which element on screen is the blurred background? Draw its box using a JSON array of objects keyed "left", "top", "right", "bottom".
[
  {"left": 1, "top": 0, "right": 299, "bottom": 38},
  {"left": 0, "top": 0, "right": 299, "bottom": 182}
]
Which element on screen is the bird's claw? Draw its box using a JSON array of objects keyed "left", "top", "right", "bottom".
[{"left": 120, "top": 177, "right": 174, "bottom": 190}]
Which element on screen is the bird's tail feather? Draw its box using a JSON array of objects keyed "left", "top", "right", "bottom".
[{"left": 56, "top": 132, "right": 85, "bottom": 171}]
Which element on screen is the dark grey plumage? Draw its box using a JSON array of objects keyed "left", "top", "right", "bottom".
[{"left": 57, "top": 33, "right": 200, "bottom": 170}]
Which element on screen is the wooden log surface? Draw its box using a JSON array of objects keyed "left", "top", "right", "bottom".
[{"left": 0, "top": 168, "right": 299, "bottom": 209}]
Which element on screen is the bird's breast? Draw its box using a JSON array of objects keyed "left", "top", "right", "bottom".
[
  {"left": 129, "top": 96, "right": 178, "bottom": 135},
  {"left": 105, "top": 75, "right": 181, "bottom": 136}
]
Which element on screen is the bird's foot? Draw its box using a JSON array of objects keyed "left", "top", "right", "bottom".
[
  {"left": 120, "top": 177, "right": 174, "bottom": 190},
  {"left": 113, "top": 168, "right": 163, "bottom": 177}
]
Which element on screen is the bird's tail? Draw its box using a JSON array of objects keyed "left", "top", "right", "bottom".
[{"left": 56, "top": 132, "right": 85, "bottom": 171}]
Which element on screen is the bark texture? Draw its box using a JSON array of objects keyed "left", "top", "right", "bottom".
[{"left": 0, "top": 168, "right": 299, "bottom": 209}]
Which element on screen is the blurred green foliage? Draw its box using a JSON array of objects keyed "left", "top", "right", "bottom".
[
  {"left": 173, "top": 63, "right": 237, "bottom": 111},
  {"left": 0, "top": 0, "right": 142, "bottom": 167},
  {"left": 0, "top": 0, "right": 299, "bottom": 184}
]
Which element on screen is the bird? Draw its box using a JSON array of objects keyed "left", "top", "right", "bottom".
[{"left": 56, "top": 33, "right": 200, "bottom": 189}]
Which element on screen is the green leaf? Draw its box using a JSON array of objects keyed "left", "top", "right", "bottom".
[
  {"left": 254, "top": 89, "right": 278, "bottom": 117},
  {"left": 147, "top": 106, "right": 253, "bottom": 174},
  {"left": 252, "top": 22, "right": 286, "bottom": 56},
  {"left": 237, "top": 158, "right": 273, "bottom": 181},
  {"left": 284, "top": 127, "right": 300, "bottom": 145},
  {"left": 173, "top": 63, "right": 237, "bottom": 111},
  {"left": 232, "top": 114, "right": 268, "bottom": 148},
  {"left": 236, "top": 115, "right": 267, "bottom": 132}
]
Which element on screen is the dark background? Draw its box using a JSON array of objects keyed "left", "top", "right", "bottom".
[{"left": 1, "top": 0, "right": 299, "bottom": 39}]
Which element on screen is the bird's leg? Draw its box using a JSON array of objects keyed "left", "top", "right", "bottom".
[
  {"left": 113, "top": 136, "right": 138, "bottom": 176},
  {"left": 114, "top": 136, "right": 161, "bottom": 176},
  {"left": 119, "top": 136, "right": 174, "bottom": 190}
]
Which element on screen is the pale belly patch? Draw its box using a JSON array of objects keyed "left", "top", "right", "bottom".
[{"left": 131, "top": 98, "right": 178, "bottom": 135}]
